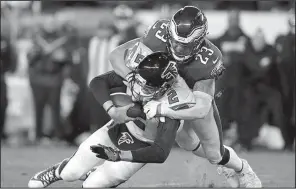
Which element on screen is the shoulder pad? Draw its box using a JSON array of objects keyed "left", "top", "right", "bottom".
[
  {"left": 124, "top": 41, "right": 153, "bottom": 70},
  {"left": 195, "top": 39, "right": 223, "bottom": 64},
  {"left": 178, "top": 39, "right": 225, "bottom": 87},
  {"left": 141, "top": 19, "right": 170, "bottom": 53}
]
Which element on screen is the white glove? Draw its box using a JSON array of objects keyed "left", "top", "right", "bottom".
[{"left": 143, "top": 100, "right": 161, "bottom": 119}]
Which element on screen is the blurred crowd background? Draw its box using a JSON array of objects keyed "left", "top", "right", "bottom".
[{"left": 1, "top": 1, "right": 295, "bottom": 152}]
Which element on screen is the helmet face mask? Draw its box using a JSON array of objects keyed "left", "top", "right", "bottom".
[
  {"left": 168, "top": 34, "right": 205, "bottom": 62},
  {"left": 128, "top": 52, "right": 178, "bottom": 102},
  {"left": 167, "top": 6, "right": 208, "bottom": 62},
  {"left": 129, "top": 73, "right": 160, "bottom": 102}
]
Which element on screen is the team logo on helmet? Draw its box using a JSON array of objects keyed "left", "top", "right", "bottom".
[
  {"left": 118, "top": 132, "right": 134, "bottom": 145},
  {"left": 161, "top": 61, "right": 178, "bottom": 80}
]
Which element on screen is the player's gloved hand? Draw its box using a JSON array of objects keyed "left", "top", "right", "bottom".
[
  {"left": 90, "top": 144, "right": 121, "bottom": 162},
  {"left": 108, "top": 104, "right": 136, "bottom": 124},
  {"left": 143, "top": 100, "right": 161, "bottom": 119}
]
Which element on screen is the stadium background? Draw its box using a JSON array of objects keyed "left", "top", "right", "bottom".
[{"left": 1, "top": 1, "right": 295, "bottom": 187}]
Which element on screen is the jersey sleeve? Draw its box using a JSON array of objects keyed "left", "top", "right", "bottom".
[
  {"left": 131, "top": 117, "right": 180, "bottom": 163},
  {"left": 89, "top": 71, "right": 126, "bottom": 106},
  {"left": 209, "top": 56, "right": 225, "bottom": 80},
  {"left": 200, "top": 42, "right": 225, "bottom": 80}
]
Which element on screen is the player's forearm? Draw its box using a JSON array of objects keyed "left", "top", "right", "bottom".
[
  {"left": 160, "top": 92, "right": 213, "bottom": 120},
  {"left": 120, "top": 144, "right": 167, "bottom": 163},
  {"left": 109, "top": 38, "right": 140, "bottom": 78},
  {"left": 120, "top": 118, "right": 180, "bottom": 163},
  {"left": 89, "top": 71, "right": 126, "bottom": 107}
]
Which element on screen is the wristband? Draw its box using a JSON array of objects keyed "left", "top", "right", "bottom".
[{"left": 106, "top": 105, "right": 115, "bottom": 113}]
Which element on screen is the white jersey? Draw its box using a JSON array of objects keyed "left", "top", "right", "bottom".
[{"left": 125, "top": 75, "right": 196, "bottom": 143}]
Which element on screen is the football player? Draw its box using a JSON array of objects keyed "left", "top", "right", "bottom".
[
  {"left": 28, "top": 52, "right": 196, "bottom": 188},
  {"left": 108, "top": 6, "right": 262, "bottom": 188}
]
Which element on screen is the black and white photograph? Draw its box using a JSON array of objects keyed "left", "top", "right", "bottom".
[{"left": 1, "top": 0, "right": 295, "bottom": 188}]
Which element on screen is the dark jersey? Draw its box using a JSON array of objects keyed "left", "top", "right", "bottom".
[
  {"left": 126, "top": 19, "right": 226, "bottom": 158},
  {"left": 178, "top": 39, "right": 224, "bottom": 89}
]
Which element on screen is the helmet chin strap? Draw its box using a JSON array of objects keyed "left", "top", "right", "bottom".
[{"left": 171, "top": 52, "right": 191, "bottom": 63}]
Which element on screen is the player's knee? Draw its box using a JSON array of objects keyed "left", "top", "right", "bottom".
[
  {"left": 60, "top": 149, "right": 90, "bottom": 181},
  {"left": 61, "top": 168, "right": 85, "bottom": 182},
  {"left": 78, "top": 141, "right": 91, "bottom": 153},
  {"left": 153, "top": 146, "right": 169, "bottom": 163},
  {"left": 79, "top": 127, "right": 110, "bottom": 150}
]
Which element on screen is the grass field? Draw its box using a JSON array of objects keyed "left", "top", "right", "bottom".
[{"left": 1, "top": 145, "right": 295, "bottom": 188}]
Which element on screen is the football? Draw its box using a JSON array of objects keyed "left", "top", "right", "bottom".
[{"left": 110, "top": 93, "right": 146, "bottom": 119}]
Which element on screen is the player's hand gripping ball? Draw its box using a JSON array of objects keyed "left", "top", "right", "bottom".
[
  {"left": 127, "top": 102, "right": 146, "bottom": 120},
  {"left": 90, "top": 144, "right": 121, "bottom": 162},
  {"left": 110, "top": 93, "right": 146, "bottom": 121}
]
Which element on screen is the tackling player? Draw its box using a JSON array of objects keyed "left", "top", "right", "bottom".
[
  {"left": 108, "top": 6, "right": 262, "bottom": 188},
  {"left": 28, "top": 52, "right": 196, "bottom": 188}
]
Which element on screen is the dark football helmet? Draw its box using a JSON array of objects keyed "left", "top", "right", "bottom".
[
  {"left": 167, "top": 6, "right": 208, "bottom": 62},
  {"left": 127, "top": 52, "right": 178, "bottom": 102}
]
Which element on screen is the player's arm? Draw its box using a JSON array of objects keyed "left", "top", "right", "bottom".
[
  {"left": 123, "top": 118, "right": 180, "bottom": 163},
  {"left": 89, "top": 71, "right": 136, "bottom": 124},
  {"left": 159, "top": 79, "right": 215, "bottom": 120},
  {"left": 91, "top": 117, "right": 180, "bottom": 163},
  {"left": 109, "top": 38, "right": 140, "bottom": 79},
  {"left": 89, "top": 71, "right": 126, "bottom": 113},
  {"left": 155, "top": 46, "right": 225, "bottom": 120}
]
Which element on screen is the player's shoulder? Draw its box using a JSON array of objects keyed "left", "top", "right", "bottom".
[
  {"left": 199, "top": 38, "right": 223, "bottom": 60},
  {"left": 191, "top": 39, "right": 223, "bottom": 69},
  {"left": 178, "top": 39, "right": 225, "bottom": 86},
  {"left": 140, "top": 19, "right": 170, "bottom": 52},
  {"left": 193, "top": 39, "right": 223, "bottom": 75}
]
